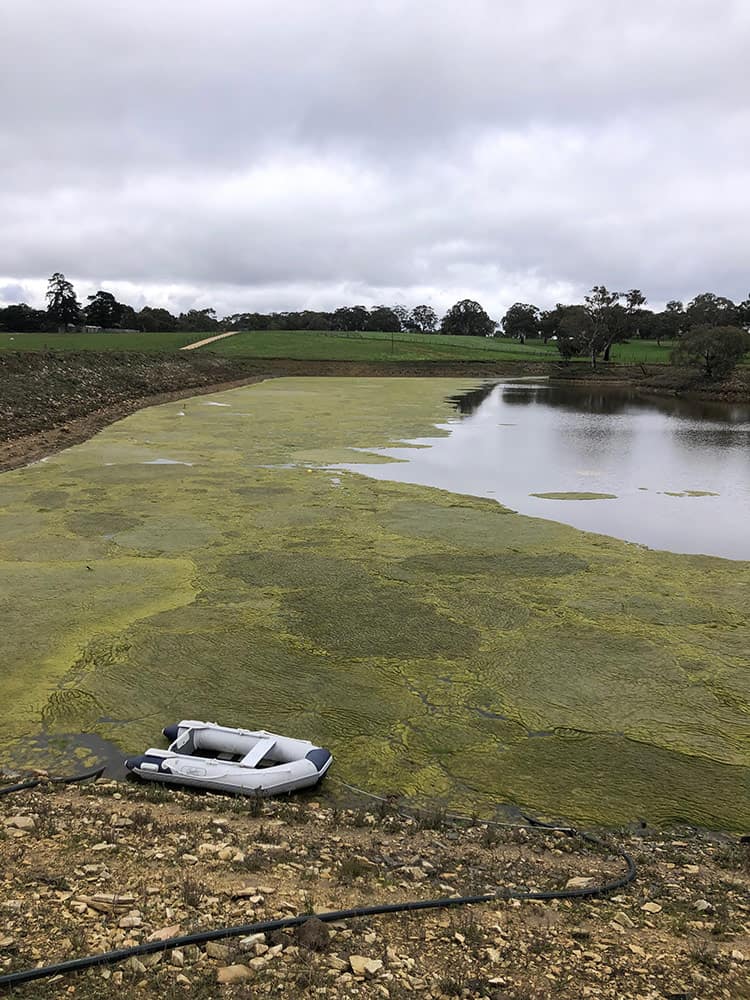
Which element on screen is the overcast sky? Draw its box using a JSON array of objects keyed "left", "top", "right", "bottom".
[{"left": 1, "top": 0, "right": 748, "bottom": 319}]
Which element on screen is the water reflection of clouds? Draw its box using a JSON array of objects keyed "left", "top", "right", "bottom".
[{"left": 339, "top": 380, "right": 750, "bottom": 559}]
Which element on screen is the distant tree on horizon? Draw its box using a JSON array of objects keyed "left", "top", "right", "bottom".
[
  {"left": 685, "top": 293, "right": 738, "bottom": 329},
  {"left": 85, "top": 290, "right": 123, "bottom": 329},
  {"left": 410, "top": 304, "right": 438, "bottom": 333},
  {"left": 440, "top": 299, "right": 495, "bottom": 337},
  {"left": 45, "top": 272, "right": 80, "bottom": 330},
  {"left": 366, "top": 305, "right": 401, "bottom": 332},
  {"left": 501, "top": 302, "right": 540, "bottom": 343}
]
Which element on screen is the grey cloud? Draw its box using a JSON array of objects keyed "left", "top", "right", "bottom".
[
  {"left": 0, "top": 283, "right": 28, "bottom": 303},
  {"left": 1, "top": 0, "right": 749, "bottom": 316}
]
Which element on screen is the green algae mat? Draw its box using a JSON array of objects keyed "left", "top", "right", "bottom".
[{"left": 1, "top": 377, "right": 748, "bottom": 829}]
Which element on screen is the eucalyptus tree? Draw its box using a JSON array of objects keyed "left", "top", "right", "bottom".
[
  {"left": 440, "top": 299, "right": 495, "bottom": 337},
  {"left": 672, "top": 325, "right": 750, "bottom": 378},
  {"left": 410, "top": 304, "right": 438, "bottom": 333},
  {"left": 582, "top": 285, "right": 623, "bottom": 366},
  {"left": 501, "top": 302, "right": 540, "bottom": 342},
  {"left": 685, "top": 293, "right": 738, "bottom": 328}
]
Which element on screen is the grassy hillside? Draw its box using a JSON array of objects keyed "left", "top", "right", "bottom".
[
  {"left": 205, "top": 330, "right": 677, "bottom": 364},
  {"left": 0, "top": 332, "right": 197, "bottom": 352},
  {"left": 0, "top": 329, "right": 677, "bottom": 363}
]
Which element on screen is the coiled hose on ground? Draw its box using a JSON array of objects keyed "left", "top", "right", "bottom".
[{"left": 0, "top": 769, "right": 636, "bottom": 989}]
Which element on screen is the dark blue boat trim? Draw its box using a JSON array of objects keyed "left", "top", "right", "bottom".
[
  {"left": 162, "top": 724, "right": 180, "bottom": 743},
  {"left": 305, "top": 748, "right": 332, "bottom": 773},
  {"left": 124, "top": 754, "right": 172, "bottom": 774}
]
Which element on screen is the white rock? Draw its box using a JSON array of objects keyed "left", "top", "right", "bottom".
[
  {"left": 217, "top": 964, "right": 253, "bottom": 983},
  {"left": 349, "top": 955, "right": 383, "bottom": 977},
  {"left": 565, "top": 876, "right": 595, "bottom": 890},
  {"left": 239, "top": 933, "right": 266, "bottom": 950},
  {"left": 5, "top": 816, "right": 35, "bottom": 831}
]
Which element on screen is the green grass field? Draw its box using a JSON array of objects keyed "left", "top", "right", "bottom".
[
  {"left": 12, "top": 327, "right": 750, "bottom": 367},
  {"left": 0, "top": 330, "right": 671, "bottom": 364},
  {"left": 204, "top": 330, "right": 677, "bottom": 364},
  {"left": 0, "top": 328, "right": 678, "bottom": 363},
  {"left": 0, "top": 332, "right": 197, "bottom": 352}
]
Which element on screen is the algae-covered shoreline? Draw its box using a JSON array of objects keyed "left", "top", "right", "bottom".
[{"left": 1, "top": 377, "right": 748, "bottom": 830}]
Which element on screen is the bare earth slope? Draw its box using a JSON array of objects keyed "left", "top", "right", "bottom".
[{"left": 0, "top": 780, "right": 748, "bottom": 999}]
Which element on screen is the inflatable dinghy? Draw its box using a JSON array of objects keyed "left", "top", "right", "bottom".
[{"left": 124, "top": 720, "right": 332, "bottom": 797}]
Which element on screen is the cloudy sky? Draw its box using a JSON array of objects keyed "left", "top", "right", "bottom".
[{"left": 1, "top": 0, "right": 748, "bottom": 319}]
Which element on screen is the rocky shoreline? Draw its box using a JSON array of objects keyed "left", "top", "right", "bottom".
[{"left": 1, "top": 778, "right": 748, "bottom": 998}]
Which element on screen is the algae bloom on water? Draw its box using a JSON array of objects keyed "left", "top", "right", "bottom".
[
  {"left": 0, "top": 377, "right": 748, "bottom": 831},
  {"left": 530, "top": 492, "right": 618, "bottom": 501}
]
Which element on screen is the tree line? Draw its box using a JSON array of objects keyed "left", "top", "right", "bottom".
[{"left": 2, "top": 273, "right": 749, "bottom": 377}]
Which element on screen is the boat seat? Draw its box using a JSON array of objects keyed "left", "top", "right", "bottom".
[
  {"left": 239, "top": 738, "right": 276, "bottom": 768},
  {"left": 172, "top": 730, "right": 196, "bottom": 754}
]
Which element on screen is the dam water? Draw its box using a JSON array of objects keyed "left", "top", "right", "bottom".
[{"left": 340, "top": 380, "right": 750, "bottom": 560}]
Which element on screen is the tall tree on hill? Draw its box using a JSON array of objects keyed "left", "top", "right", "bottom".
[
  {"left": 178, "top": 308, "right": 219, "bottom": 332},
  {"left": 583, "top": 285, "right": 623, "bottom": 366},
  {"left": 554, "top": 305, "right": 591, "bottom": 361},
  {"left": 332, "top": 305, "right": 369, "bottom": 331},
  {"left": 392, "top": 305, "right": 413, "bottom": 330},
  {"left": 45, "top": 272, "right": 80, "bottom": 330},
  {"left": 366, "top": 306, "right": 401, "bottom": 332},
  {"left": 440, "top": 299, "right": 495, "bottom": 337},
  {"left": 539, "top": 304, "right": 567, "bottom": 343},
  {"left": 659, "top": 300, "right": 685, "bottom": 343},
  {"left": 85, "top": 290, "right": 123, "bottom": 328},
  {"left": 136, "top": 306, "right": 179, "bottom": 332},
  {"left": 685, "top": 293, "right": 737, "bottom": 328},
  {"left": 501, "top": 302, "right": 540, "bottom": 343},
  {"left": 410, "top": 304, "right": 438, "bottom": 333},
  {"left": 624, "top": 289, "right": 647, "bottom": 340}
]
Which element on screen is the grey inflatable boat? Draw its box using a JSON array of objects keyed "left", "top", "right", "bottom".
[{"left": 125, "top": 719, "right": 333, "bottom": 796}]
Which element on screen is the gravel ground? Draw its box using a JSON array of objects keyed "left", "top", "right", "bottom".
[{"left": 1, "top": 779, "right": 748, "bottom": 998}]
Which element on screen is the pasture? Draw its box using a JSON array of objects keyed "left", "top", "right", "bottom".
[{"left": 0, "top": 329, "right": 677, "bottom": 363}]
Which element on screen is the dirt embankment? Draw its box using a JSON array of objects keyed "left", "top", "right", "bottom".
[
  {"left": 0, "top": 780, "right": 748, "bottom": 999},
  {"left": 1, "top": 351, "right": 748, "bottom": 473},
  {"left": 551, "top": 362, "right": 750, "bottom": 404},
  {"left": 0, "top": 353, "right": 541, "bottom": 471}
]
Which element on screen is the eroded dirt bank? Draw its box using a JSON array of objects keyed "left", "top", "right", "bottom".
[
  {"left": 0, "top": 779, "right": 748, "bottom": 999},
  {"left": 2, "top": 351, "right": 748, "bottom": 472}
]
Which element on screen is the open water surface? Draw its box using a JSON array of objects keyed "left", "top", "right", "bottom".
[{"left": 341, "top": 380, "right": 750, "bottom": 560}]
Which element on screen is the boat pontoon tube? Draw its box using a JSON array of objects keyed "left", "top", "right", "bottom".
[{"left": 125, "top": 720, "right": 332, "bottom": 797}]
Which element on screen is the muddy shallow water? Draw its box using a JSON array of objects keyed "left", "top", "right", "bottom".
[{"left": 340, "top": 380, "right": 750, "bottom": 560}]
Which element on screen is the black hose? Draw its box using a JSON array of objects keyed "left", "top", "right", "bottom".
[
  {"left": 0, "top": 765, "right": 105, "bottom": 797},
  {"left": 0, "top": 819, "right": 635, "bottom": 989}
]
